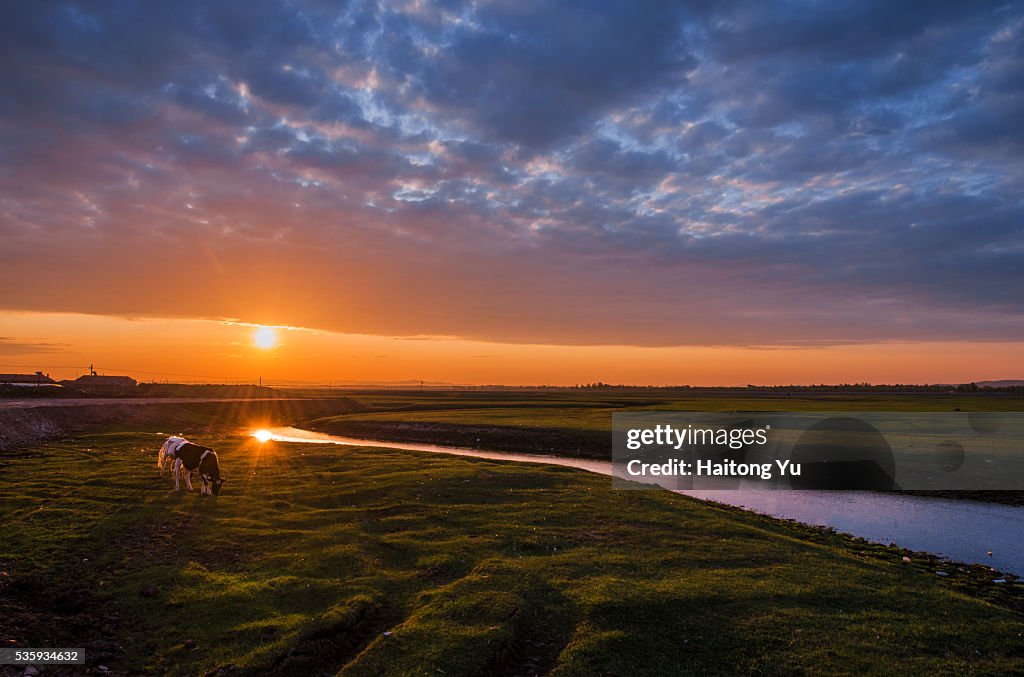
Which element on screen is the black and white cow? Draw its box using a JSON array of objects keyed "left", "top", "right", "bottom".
[{"left": 172, "top": 442, "right": 226, "bottom": 496}]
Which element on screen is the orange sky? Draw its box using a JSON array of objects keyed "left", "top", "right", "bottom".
[{"left": 1, "top": 311, "right": 1018, "bottom": 386}]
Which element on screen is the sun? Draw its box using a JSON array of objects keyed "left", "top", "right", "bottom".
[
  {"left": 252, "top": 429, "right": 273, "bottom": 442},
  {"left": 253, "top": 326, "right": 277, "bottom": 349}
]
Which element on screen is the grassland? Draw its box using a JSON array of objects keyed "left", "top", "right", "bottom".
[
  {"left": 307, "top": 391, "right": 1024, "bottom": 461},
  {"left": 2, "top": 419, "right": 1024, "bottom": 675},
  {"left": 305, "top": 392, "right": 1024, "bottom": 507},
  {"left": 0, "top": 397, "right": 362, "bottom": 453}
]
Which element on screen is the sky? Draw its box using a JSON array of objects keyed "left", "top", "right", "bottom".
[{"left": 1, "top": 1, "right": 1022, "bottom": 385}]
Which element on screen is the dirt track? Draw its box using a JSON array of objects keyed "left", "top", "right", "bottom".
[{"left": 0, "top": 397, "right": 362, "bottom": 452}]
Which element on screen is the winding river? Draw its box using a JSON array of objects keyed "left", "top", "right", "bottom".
[{"left": 262, "top": 426, "right": 1024, "bottom": 576}]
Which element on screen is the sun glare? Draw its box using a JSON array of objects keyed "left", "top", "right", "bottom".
[
  {"left": 253, "top": 326, "right": 277, "bottom": 349},
  {"left": 253, "top": 429, "right": 273, "bottom": 442}
]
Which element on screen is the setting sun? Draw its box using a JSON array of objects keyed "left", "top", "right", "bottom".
[
  {"left": 253, "top": 326, "right": 277, "bottom": 349},
  {"left": 252, "top": 429, "right": 273, "bottom": 443}
]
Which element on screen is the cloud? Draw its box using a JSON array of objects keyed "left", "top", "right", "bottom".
[
  {"left": 383, "top": 1, "right": 696, "bottom": 148},
  {"left": 0, "top": 0, "right": 1021, "bottom": 347},
  {"left": 0, "top": 337, "right": 70, "bottom": 355}
]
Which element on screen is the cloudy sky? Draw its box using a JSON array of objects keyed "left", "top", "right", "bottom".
[{"left": 1, "top": 1, "right": 1022, "bottom": 383}]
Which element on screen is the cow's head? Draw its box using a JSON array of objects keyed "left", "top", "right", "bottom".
[{"left": 211, "top": 477, "right": 226, "bottom": 496}]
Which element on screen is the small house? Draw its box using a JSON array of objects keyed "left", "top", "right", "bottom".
[
  {"left": 67, "top": 374, "right": 138, "bottom": 395},
  {"left": 0, "top": 371, "right": 59, "bottom": 387}
]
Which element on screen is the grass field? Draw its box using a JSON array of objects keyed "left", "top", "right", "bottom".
[
  {"left": 2, "top": 417, "right": 1024, "bottom": 675},
  {"left": 306, "top": 391, "right": 1024, "bottom": 461}
]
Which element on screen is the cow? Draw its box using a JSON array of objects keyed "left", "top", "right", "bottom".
[{"left": 172, "top": 442, "right": 227, "bottom": 496}]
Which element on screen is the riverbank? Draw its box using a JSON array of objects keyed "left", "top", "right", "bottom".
[
  {"left": 2, "top": 428, "right": 1022, "bottom": 675},
  {"left": 307, "top": 417, "right": 1024, "bottom": 506},
  {"left": 267, "top": 424, "right": 1024, "bottom": 578},
  {"left": 307, "top": 391, "right": 1024, "bottom": 508}
]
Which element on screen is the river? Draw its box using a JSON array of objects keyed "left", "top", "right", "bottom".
[{"left": 260, "top": 426, "right": 1024, "bottom": 576}]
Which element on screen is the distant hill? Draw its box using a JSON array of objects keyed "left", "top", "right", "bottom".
[{"left": 975, "top": 380, "right": 1024, "bottom": 388}]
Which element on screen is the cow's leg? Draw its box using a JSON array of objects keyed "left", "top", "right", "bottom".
[{"left": 173, "top": 459, "right": 181, "bottom": 491}]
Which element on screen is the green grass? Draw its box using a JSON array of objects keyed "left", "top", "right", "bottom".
[
  {"left": 329, "top": 393, "right": 1024, "bottom": 428},
  {"left": 1, "top": 428, "right": 1023, "bottom": 675},
  {"left": 306, "top": 393, "right": 1024, "bottom": 464},
  {"left": 329, "top": 406, "right": 613, "bottom": 430},
  {"left": 334, "top": 391, "right": 1024, "bottom": 414}
]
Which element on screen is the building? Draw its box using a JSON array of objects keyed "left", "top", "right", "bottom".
[
  {"left": 0, "top": 372, "right": 59, "bottom": 387},
  {"left": 65, "top": 374, "right": 138, "bottom": 395}
]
